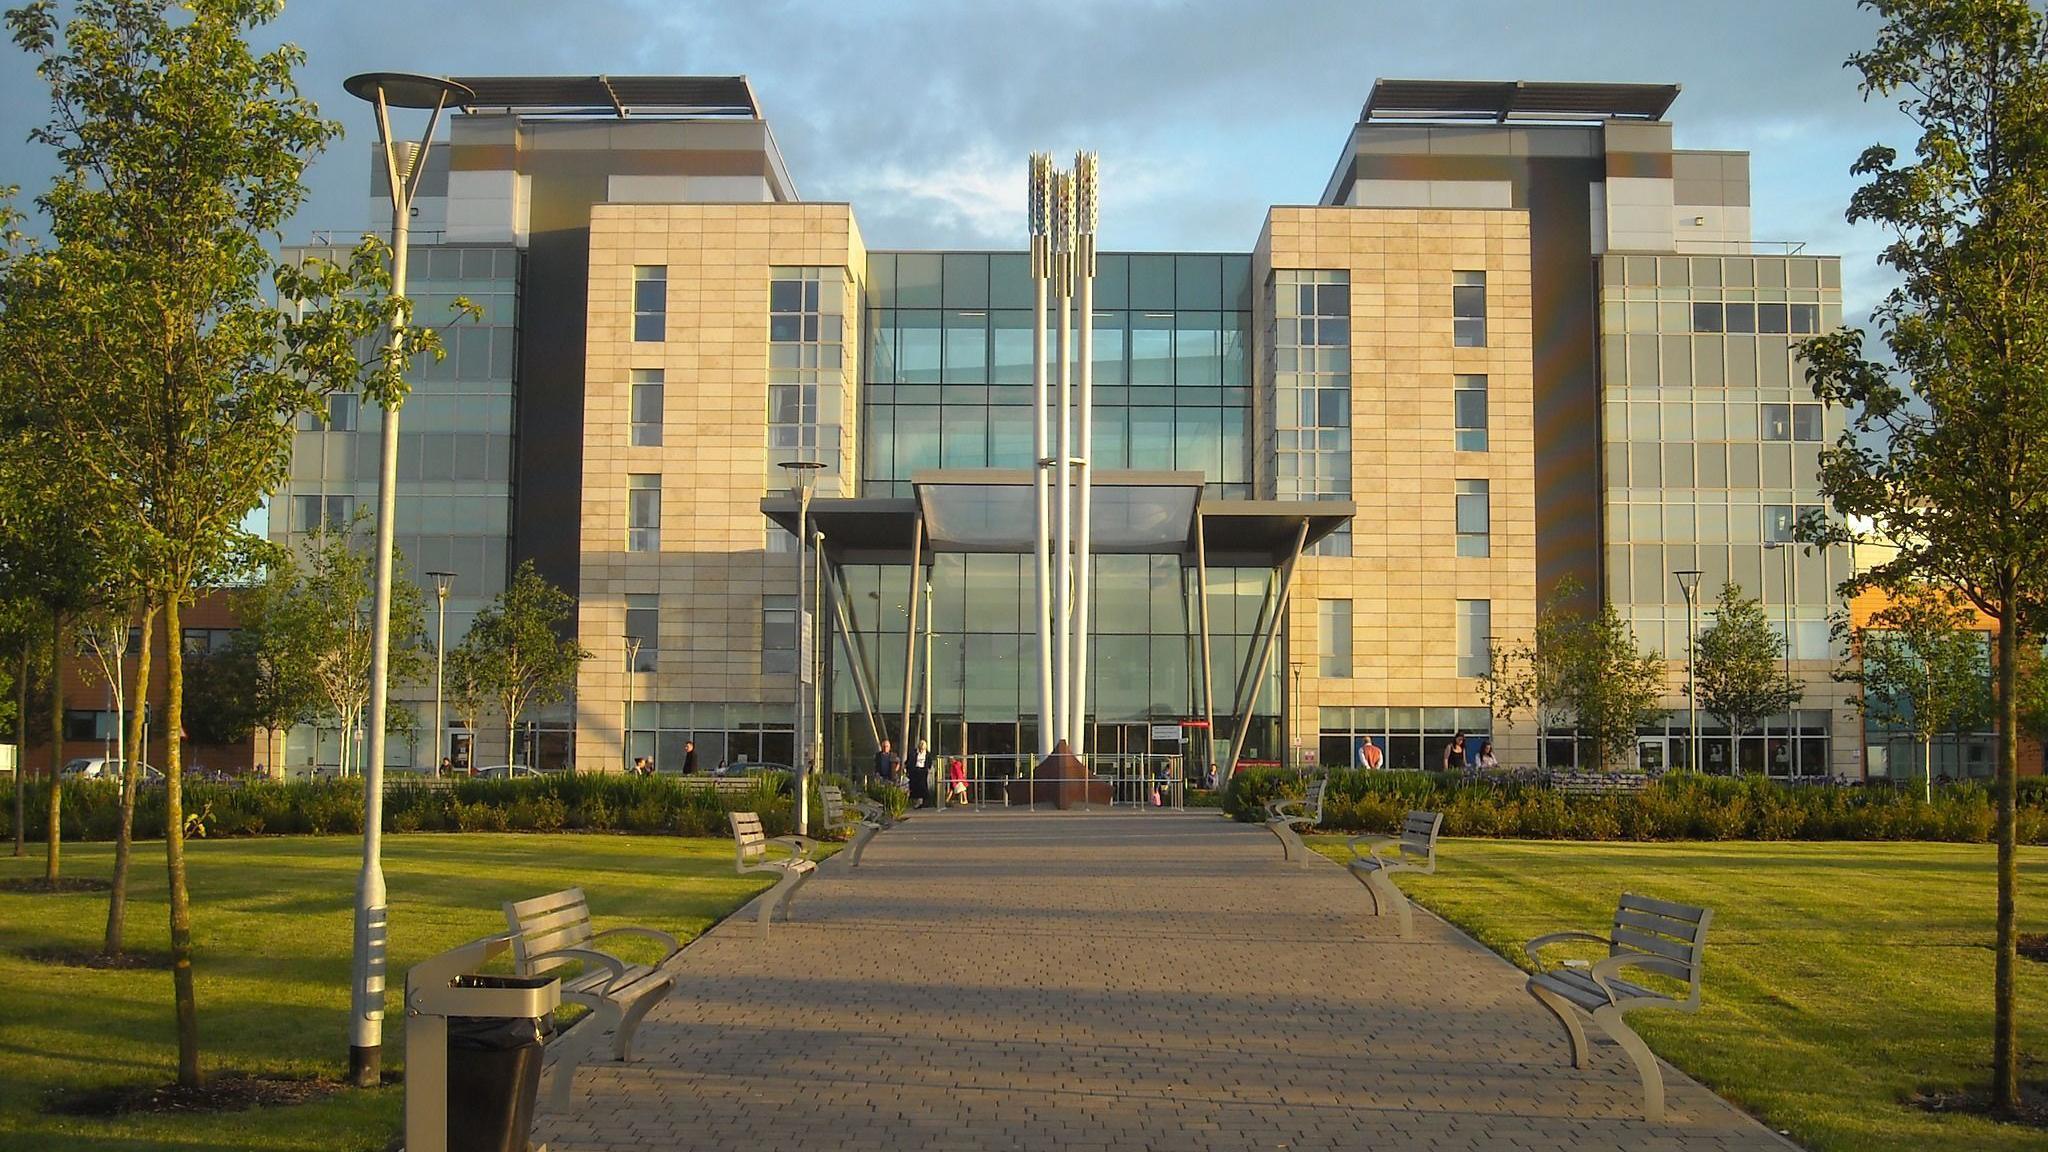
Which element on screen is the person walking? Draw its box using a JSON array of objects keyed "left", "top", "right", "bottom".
[
  {"left": 681, "top": 740, "right": 699, "bottom": 775},
  {"left": 873, "top": 739, "right": 900, "bottom": 788},
  {"left": 1357, "top": 738, "right": 1385, "bottom": 771},
  {"left": 907, "top": 739, "right": 937, "bottom": 808},
  {"left": 1474, "top": 740, "right": 1499, "bottom": 772},
  {"left": 946, "top": 756, "right": 968, "bottom": 807},
  {"left": 1441, "top": 732, "right": 1467, "bottom": 773}
]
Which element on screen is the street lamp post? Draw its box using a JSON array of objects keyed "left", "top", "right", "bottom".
[
  {"left": 1674, "top": 569, "right": 1703, "bottom": 776},
  {"left": 779, "top": 459, "right": 825, "bottom": 835},
  {"left": 427, "top": 571, "right": 455, "bottom": 778},
  {"left": 624, "top": 637, "right": 643, "bottom": 773},
  {"left": 340, "top": 71, "right": 471, "bottom": 1088},
  {"left": 1765, "top": 541, "right": 1797, "bottom": 776}
]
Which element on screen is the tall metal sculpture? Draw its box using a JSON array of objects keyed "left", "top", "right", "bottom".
[{"left": 1029, "top": 152, "right": 1099, "bottom": 760}]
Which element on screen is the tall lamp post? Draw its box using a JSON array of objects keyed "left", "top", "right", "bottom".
[
  {"left": 1765, "top": 541, "right": 1797, "bottom": 776},
  {"left": 779, "top": 458, "right": 825, "bottom": 835},
  {"left": 624, "top": 637, "right": 643, "bottom": 772},
  {"left": 340, "top": 71, "right": 472, "bottom": 1088},
  {"left": 427, "top": 570, "right": 455, "bottom": 777},
  {"left": 1673, "top": 569, "right": 1703, "bottom": 775}
]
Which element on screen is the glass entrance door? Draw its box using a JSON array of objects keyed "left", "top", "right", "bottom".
[{"left": 1636, "top": 736, "right": 1667, "bottom": 774}]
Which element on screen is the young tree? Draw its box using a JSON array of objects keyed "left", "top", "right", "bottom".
[
  {"left": 1802, "top": 0, "right": 2048, "bottom": 1110},
  {"left": 1557, "top": 602, "right": 1667, "bottom": 772},
  {"left": 3, "top": 0, "right": 440, "bottom": 1087},
  {"left": 1843, "top": 586, "right": 1991, "bottom": 800},
  {"left": 1693, "top": 582, "right": 1804, "bottom": 772},
  {"left": 1, "top": 596, "right": 44, "bottom": 859},
  {"left": 218, "top": 555, "right": 321, "bottom": 779},
  {"left": 454, "top": 562, "right": 589, "bottom": 767},
  {"left": 291, "top": 529, "right": 427, "bottom": 777}
]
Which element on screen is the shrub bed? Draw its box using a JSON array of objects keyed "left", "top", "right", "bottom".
[
  {"left": 1222, "top": 767, "right": 2048, "bottom": 843},
  {"left": 0, "top": 772, "right": 884, "bottom": 841}
]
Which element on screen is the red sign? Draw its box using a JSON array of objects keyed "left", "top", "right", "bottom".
[{"left": 1179, "top": 719, "right": 1211, "bottom": 729}]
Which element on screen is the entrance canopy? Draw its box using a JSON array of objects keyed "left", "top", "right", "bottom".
[{"left": 761, "top": 470, "right": 1352, "bottom": 566}]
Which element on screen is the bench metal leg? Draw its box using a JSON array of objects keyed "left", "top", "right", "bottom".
[
  {"left": 609, "top": 984, "right": 670, "bottom": 1063},
  {"left": 758, "top": 866, "right": 811, "bottom": 938},
  {"left": 1365, "top": 870, "right": 1415, "bottom": 939},
  {"left": 776, "top": 866, "right": 817, "bottom": 922},
  {"left": 547, "top": 1051, "right": 582, "bottom": 1111},
  {"left": 1593, "top": 1004, "right": 1667, "bottom": 1122},
  {"left": 1526, "top": 980, "right": 1590, "bottom": 1070},
  {"left": 1268, "top": 819, "right": 1308, "bottom": 863},
  {"left": 847, "top": 823, "right": 879, "bottom": 867}
]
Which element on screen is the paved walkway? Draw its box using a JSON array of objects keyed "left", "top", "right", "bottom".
[{"left": 535, "top": 811, "right": 1790, "bottom": 1151}]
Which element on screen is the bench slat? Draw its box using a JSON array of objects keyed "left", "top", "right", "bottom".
[
  {"left": 523, "top": 922, "right": 597, "bottom": 959},
  {"left": 511, "top": 902, "right": 594, "bottom": 940},
  {"left": 1612, "top": 925, "right": 1699, "bottom": 964},
  {"left": 506, "top": 887, "right": 587, "bottom": 923},
  {"left": 1613, "top": 906, "right": 1706, "bottom": 945},
  {"left": 1619, "top": 891, "right": 1710, "bottom": 924}
]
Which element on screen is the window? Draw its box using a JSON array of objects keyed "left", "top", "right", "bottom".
[
  {"left": 1691, "top": 302, "right": 1724, "bottom": 333},
  {"left": 1453, "top": 271, "right": 1486, "bottom": 347},
  {"left": 627, "top": 474, "right": 660, "bottom": 552},
  {"left": 767, "top": 267, "right": 845, "bottom": 487},
  {"left": 1454, "top": 374, "right": 1488, "bottom": 451},
  {"left": 1764, "top": 505, "right": 1797, "bottom": 543},
  {"left": 1318, "top": 599, "right": 1352, "bottom": 679},
  {"left": 630, "top": 370, "right": 664, "bottom": 447},
  {"left": 1456, "top": 600, "right": 1491, "bottom": 678},
  {"left": 181, "top": 628, "right": 235, "bottom": 655},
  {"left": 1274, "top": 270, "right": 1351, "bottom": 555},
  {"left": 293, "top": 494, "right": 353, "bottom": 534},
  {"left": 765, "top": 517, "right": 797, "bottom": 554},
  {"left": 624, "top": 594, "right": 658, "bottom": 672},
  {"left": 1792, "top": 403, "right": 1823, "bottom": 442},
  {"left": 300, "top": 392, "right": 357, "bottom": 432},
  {"left": 1456, "top": 480, "right": 1490, "bottom": 558},
  {"left": 633, "top": 266, "right": 666, "bottom": 342},
  {"left": 762, "top": 595, "right": 796, "bottom": 675},
  {"left": 1762, "top": 403, "right": 1792, "bottom": 441}
]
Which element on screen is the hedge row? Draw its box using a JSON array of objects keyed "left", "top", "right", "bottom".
[
  {"left": 1223, "top": 767, "right": 2048, "bottom": 844},
  {"left": 1, "top": 773, "right": 908, "bottom": 842}
]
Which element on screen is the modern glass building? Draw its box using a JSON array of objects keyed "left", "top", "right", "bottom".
[{"left": 270, "top": 75, "right": 1861, "bottom": 779}]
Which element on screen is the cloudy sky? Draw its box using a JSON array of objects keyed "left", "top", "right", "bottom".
[{"left": 0, "top": 0, "right": 1915, "bottom": 314}]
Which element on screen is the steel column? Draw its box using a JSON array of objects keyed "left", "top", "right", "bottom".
[{"left": 1225, "top": 520, "right": 1310, "bottom": 782}]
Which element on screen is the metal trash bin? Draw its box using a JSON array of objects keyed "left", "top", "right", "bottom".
[
  {"left": 446, "top": 976, "right": 555, "bottom": 1152},
  {"left": 406, "top": 934, "right": 561, "bottom": 1152}
]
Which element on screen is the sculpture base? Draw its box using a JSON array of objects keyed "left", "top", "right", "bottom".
[{"left": 1007, "top": 740, "right": 1113, "bottom": 809}]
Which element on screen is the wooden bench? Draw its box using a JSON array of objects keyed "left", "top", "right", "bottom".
[
  {"left": 1523, "top": 893, "right": 1713, "bottom": 1121},
  {"left": 730, "top": 811, "right": 819, "bottom": 938},
  {"left": 1264, "top": 775, "right": 1327, "bottom": 864},
  {"left": 1344, "top": 810, "right": 1443, "bottom": 939},
  {"left": 819, "top": 783, "right": 884, "bottom": 868},
  {"left": 502, "top": 887, "right": 679, "bottom": 1106}
]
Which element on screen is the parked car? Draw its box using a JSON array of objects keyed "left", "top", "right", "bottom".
[
  {"left": 713, "top": 760, "right": 791, "bottom": 778},
  {"left": 472, "top": 764, "right": 541, "bottom": 780},
  {"left": 60, "top": 757, "right": 164, "bottom": 784}
]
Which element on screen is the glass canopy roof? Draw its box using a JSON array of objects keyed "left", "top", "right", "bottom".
[{"left": 914, "top": 470, "right": 1200, "bottom": 554}]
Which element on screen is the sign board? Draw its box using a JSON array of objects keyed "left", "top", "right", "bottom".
[
  {"left": 1150, "top": 723, "right": 1182, "bottom": 742},
  {"left": 798, "top": 609, "right": 815, "bottom": 684}
]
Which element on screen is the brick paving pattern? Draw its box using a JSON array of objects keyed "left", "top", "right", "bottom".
[{"left": 535, "top": 811, "right": 1792, "bottom": 1151}]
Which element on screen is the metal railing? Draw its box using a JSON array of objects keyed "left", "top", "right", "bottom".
[{"left": 874, "top": 753, "right": 1185, "bottom": 812}]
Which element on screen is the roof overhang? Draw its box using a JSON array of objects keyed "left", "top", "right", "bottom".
[
  {"left": 448, "top": 75, "right": 762, "bottom": 119},
  {"left": 1361, "top": 78, "right": 1680, "bottom": 124},
  {"left": 762, "top": 470, "right": 1352, "bottom": 566}
]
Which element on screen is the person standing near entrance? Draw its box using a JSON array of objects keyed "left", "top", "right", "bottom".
[
  {"left": 907, "top": 739, "right": 937, "bottom": 808},
  {"left": 681, "top": 740, "right": 699, "bottom": 775},
  {"left": 1441, "top": 732, "right": 1467, "bottom": 773},
  {"left": 873, "top": 739, "right": 900, "bottom": 788}
]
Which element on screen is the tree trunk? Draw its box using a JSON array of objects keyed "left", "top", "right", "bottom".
[
  {"left": 163, "top": 594, "right": 201, "bottom": 1088},
  {"left": 507, "top": 712, "right": 517, "bottom": 770},
  {"left": 105, "top": 602, "right": 156, "bottom": 956},
  {"left": 45, "top": 608, "right": 63, "bottom": 883},
  {"left": 1921, "top": 733, "right": 1933, "bottom": 806},
  {"left": 1992, "top": 592, "right": 2019, "bottom": 1113},
  {"left": 12, "top": 645, "right": 26, "bottom": 857}
]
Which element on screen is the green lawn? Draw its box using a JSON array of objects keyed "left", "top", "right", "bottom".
[
  {"left": 0, "top": 834, "right": 778, "bottom": 1152},
  {"left": 1312, "top": 836, "right": 2048, "bottom": 1152}
]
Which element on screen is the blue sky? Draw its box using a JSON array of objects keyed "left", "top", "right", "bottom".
[{"left": 0, "top": 0, "right": 1916, "bottom": 315}]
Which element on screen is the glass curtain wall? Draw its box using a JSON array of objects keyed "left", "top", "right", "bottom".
[
  {"left": 825, "top": 557, "right": 1281, "bottom": 773},
  {"left": 862, "top": 252, "right": 1253, "bottom": 497},
  {"left": 1272, "top": 270, "right": 1352, "bottom": 555}
]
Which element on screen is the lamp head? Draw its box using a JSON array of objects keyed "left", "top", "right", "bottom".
[
  {"left": 777, "top": 457, "right": 826, "bottom": 495},
  {"left": 1074, "top": 152, "right": 1099, "bottom": 236},
  {"left": 1028, "top": 153, "right": 1053, "bottom": 238},
  {"left": 342, "top": 72, "right": 474, "bottom": 110},
  {"left": 427, "top": 570, "right": 457, "bottom": 598}
]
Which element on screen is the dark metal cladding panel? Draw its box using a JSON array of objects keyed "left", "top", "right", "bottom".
[
  {"left": 449, "top": 75, "right": 758, "bottom": 117},
  {"left": 1363, "top": 79, "right": 1680, "bottom": 123}
]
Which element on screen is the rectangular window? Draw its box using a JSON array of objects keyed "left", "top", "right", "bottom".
[
  {"left": 762, "top": 595, "right": 796, "bottom": 675},
  {"left": 1456, "top": 479, "right": 1491, "bottom": 558},
  {"left": 1765, "top": 505, "right": 1797, "bottom": 543},
  {"left": 301, "top": 392, "right": 359, "bottom": 432},
  {"left": 293, "top": 494, "right": 353, "bottom": 533},
  {"left": 624, "top": 594, "right": 658, "bottom": 672},
  {"left": 1792, "top": 403, "right": 1823, "bottom": 442},
  {"left": 1318, "top": 599, "right": 1352, "bottom": 679},
  {"left": 1454, "top": 374, "right": 1488, "bottom": 451},
  {"left": 633, "top": 266, "right": 666, "bottom": 342},
  {"left": 1453, "top": 271, "right": 1487, "bottom": 348},
  {"left": 1762, "top": 403, "right": 1792, "bottom": 440},
  {"left": 627, "top": 474, "right": 660, "bottom": 552},
  {"left": 767, "top": 267, "right": 845, "bottom": 489},
  {"left": 1456, "top": 600, "right": 1492, "bottom": 678},
  {"left": 1274, "top": 270, "right": 1351, "bottom": 556},
  {"left": 630, "top": 370, "right": 664, "bottom": 447}
]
